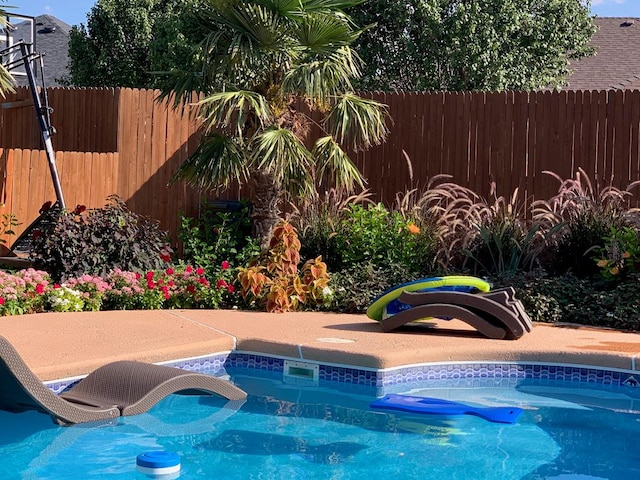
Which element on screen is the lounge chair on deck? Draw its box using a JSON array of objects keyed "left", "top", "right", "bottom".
[
  {"left": 0, "top": 335, "right": 247, "bottom": 425},
  {"left": 367, "top": 276, "right": 532, "bottom": 340}
]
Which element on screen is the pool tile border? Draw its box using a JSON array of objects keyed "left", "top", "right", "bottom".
[{"left": 45, "top": 351, "right": 640, "bottom": 394}]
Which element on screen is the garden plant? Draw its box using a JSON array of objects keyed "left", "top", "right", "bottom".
[{"left": 1, "top": 169, "right": 640, "bottom": 333}]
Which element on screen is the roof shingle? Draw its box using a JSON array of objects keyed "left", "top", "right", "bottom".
[
  {"left": 564, "top": 17, "right": 640, "bottom": 90},
  {"left": 9, "top": 14, "right": 71, "bottom": 87}
]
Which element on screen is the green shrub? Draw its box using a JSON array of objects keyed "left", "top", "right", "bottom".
[
  {"left": 292, "top": 189, "right": 372, "bottom": 269},
  {"left": 593, "top": 226, "right": 640, "bottom": 279},
  {"left": 330, "top": 203, "right": 437, "bottom": 274},
  {"left": 179, "top": 200, "right": 259, "bottom": 275},
  {"left": 533, "top": 169, "right": 640, "bottom": 277},
  {"left": 493, "top": 272, "right": 640, "bottom": 331},
  {"left": 30, "top": 196, "right": 172, "bottom": 282},
  {"left": 325, "top": 260, "right": 419, "bottom": 314},
  {"left": 293, "top": 190, "right": 438, "bottom": 275}
]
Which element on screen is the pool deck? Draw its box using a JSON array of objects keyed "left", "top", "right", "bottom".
[{"left": 0, "top": 309, "right": 639, "bottom": 381}]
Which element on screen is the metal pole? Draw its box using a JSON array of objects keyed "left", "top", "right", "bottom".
[{"left": 19, "top": 43, "right": 65, "bottom": 209}]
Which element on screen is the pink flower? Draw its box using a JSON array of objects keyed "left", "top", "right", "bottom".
[{"left": 221, "top": 261, "right": 230, "bottom": 270}]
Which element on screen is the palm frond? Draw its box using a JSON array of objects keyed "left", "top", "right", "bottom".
[
  {"left": 282, "top": 47, "right": 360, "bottom": 101},
  {"left": 171, "top": 133, "right": 249, "bottom": 190},
  {"left": 325, "top": 93, "right": 389, "bottom": 150},
  {"left": 0, "top": 7, "right": 15, "bottom": 97},
  {"left": 197, "top": 90, "right": 273, "bottom": 139},
  {"left": 312, "top": 136, "right": 363, "bottom": 192},
  {"left": 300, "top": 0, "right": 366, "bottom": 13},
  {"left": 295, "top": 12, "right": 360, "bottom": 51},
  {"left": 251, "top": 127, "right": 314, "bottom": 197},
  {"left": 0, "top": 64, "right": 14, "bottom": 98}
]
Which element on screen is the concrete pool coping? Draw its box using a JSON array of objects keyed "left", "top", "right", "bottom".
[{"left": 0, "top": 309, "right": 639, "bottom": 381}]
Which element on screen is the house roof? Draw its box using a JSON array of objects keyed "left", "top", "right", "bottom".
[
  {"left": 8, "top": 14, "right": 71, "bottom": 87},
  {"left": 564, "top": 17, "right": 640, "bottom": 90}
]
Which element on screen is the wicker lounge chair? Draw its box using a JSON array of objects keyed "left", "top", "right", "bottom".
[{"left": 0, "top": 335, "right": 247, "bottom": 425}]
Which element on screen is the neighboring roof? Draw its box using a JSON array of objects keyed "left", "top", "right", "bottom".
[
  {"left": 7, "top": 14, "right": 71, "bottom": 87},
  {"left": 564, "top": 17, "right": 640, "bottom": 90}
]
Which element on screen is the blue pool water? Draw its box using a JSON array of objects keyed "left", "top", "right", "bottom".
[{"left": 2, "top": 368, "right": 640, "bottom": 479}]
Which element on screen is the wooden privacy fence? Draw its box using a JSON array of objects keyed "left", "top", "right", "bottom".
[{"left": 1, "top": 87, "right": 640, "bottom": 245}]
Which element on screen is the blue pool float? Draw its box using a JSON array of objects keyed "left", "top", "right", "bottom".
[
  {"left": 370, "top": 394, "right": 523, "bottom": 424},
  {"left": 366, "top": 276, "right": 491, "bottom": 322}
]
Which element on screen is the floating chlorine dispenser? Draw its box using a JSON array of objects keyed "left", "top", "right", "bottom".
[{"left": 136, "top": 451, "right": 181, "bottom": 477}]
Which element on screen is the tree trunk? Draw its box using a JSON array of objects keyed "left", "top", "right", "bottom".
[{"left": 249, "top": 170, "right": 281, "bottom": 249}]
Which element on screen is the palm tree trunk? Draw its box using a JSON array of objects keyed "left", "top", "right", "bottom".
[{"left": 249, "top": 170, "right": 281, "bottom": 249}]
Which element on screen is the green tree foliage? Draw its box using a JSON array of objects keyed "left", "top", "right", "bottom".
[
  {"left": 350, "top": 0, "right": 597, "bottom": 91},
  {"left": 164, "top": 0, "right": 389, "bottom": 246},
  {"left": 65, "top": 0, "right": 202, "bottom": 88}
]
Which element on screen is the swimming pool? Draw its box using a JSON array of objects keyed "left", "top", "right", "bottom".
[{"left": 2, "top": 360, "right": 640, "bottom": 479}]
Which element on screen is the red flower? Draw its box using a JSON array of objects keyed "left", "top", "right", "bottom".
[
  {"left": 198, "top": 277, "right": 209, "bottom": 286},
  {"left": 72, "top": 204, "right": 86, "bottom": 215},
  {"left": 163, "top": 292, "right": 170, "bottom": 299},
  {"left": 147, "top": 280, "right": 155, "bottom": 289},
  {"left": 185, "top": 266, "right": 193, "bottom": 274},
  {"left": 221, "top": 261, "right": 230, "bottom": 270},
  {"left": 161, "top": 285, "right": 169, "bottom": 294},
  {"left": 186, "top": 285, "right": 196, "bottom": 294},
  {"left": 212, "top": 227, "right": 219, "bottom": 235},
  {"left": 166, "top": 267, "right": 174, "bottom": 275},
  {"left": 168, "top": 280, "right": 175, "bottom": 287},
  {"left": 35, "top": 284, "right": 45, "bottom": 294},
  {"left": 196, "top": 267, "right": 205, "bottom": 275},
  {"left": 135, "top": 272, "right": 141, "bottom": 280},
  {"left": 54, "top": 283, "right": 61, "bottom": 289},
  {"left": 160, "top": 249, "right": 172, "bottom": 262},
  {"left": 39, "top": 201, "right": 52, "bottom": 214},
  {"left": 216, "top": 279, "right": 228, "bottom": 289},
  {"left": 0, "top": 297, "right": 5, "bottom": 305},
  {"left": 145, "top": 271, "right": 154, "bottom": 281},
  {"left": 227, "top": 285, "right": 235, "bottom": 293}
]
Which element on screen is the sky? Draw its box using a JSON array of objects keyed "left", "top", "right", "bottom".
[{"left": 9, "top": 0, "right": 640, "bottom": 28}]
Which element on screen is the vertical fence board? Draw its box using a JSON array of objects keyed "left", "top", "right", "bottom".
[
  {"left": 4, "top": 88, "right": 640, "bottom": 244},
  {"left": 630, "top": 90, "right": 640, "bottom": 186}
]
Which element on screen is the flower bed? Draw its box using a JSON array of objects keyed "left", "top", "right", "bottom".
[{"left": 0, "top": 264, "right": 236, "bottom": 316}]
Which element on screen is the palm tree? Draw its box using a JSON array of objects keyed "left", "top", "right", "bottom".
[
  {"left": 165, "top": 0, "right": 388, "bottom": 246},
  {"left": 0, "top": 2, "right": 16, "bottom": 96}
]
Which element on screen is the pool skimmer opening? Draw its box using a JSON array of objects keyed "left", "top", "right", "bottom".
[{"left": 283, "top": 360, "right": 319, "bottom": 386}]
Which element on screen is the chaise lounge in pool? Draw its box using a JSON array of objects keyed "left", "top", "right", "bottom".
[{"left": 0, "top": 335, "right": 246, "bottom": 425}]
